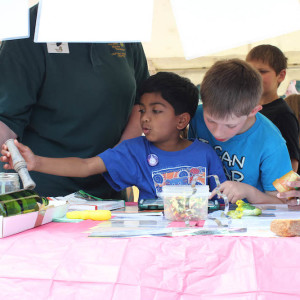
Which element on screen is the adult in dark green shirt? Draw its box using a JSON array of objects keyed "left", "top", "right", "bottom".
[{"left": 0, "top": 5, "right": 149, "bottom": 198}]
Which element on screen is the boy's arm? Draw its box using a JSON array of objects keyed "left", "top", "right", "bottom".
[
  {"left": 34, "top": 156, "right": 106, "bottom": 177},
  {"left": 1, "top": 140, "right": 106, "bottom": 177},
  {"left": 247, "top": 188, "right": 284, "bottom": 204},
  {"left": 211, "top": 181, "right": 285, "bottom": 204}
]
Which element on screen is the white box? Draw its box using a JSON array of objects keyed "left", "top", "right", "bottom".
[{"left": 0, "top": 201, "right": 69, "bottom": 238}]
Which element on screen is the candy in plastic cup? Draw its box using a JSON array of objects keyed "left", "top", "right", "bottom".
[{"left": 158, "top": 185, "right": 210, "bottom": 222}]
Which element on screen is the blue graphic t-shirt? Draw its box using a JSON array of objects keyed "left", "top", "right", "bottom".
[
  {"left": 99, "top": 136, "right": 226, "bottom": 200},
  {"left": 188, "top": 105, "right": 292, "bottom": 192}
]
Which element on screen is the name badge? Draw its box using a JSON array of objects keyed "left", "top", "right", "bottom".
[{"left": 47, "top": 42, "right": 70, "bottom": 54}]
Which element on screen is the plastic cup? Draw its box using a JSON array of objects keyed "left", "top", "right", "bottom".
[
  {"left": 0, "top": 173, "right": 20, "bottom": 195},
  {"left": 158, "top": 185, "right": 210, "bottom": 222}
]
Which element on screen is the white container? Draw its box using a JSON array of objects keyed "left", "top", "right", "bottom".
[
  {"left": 158, "top": 185, "right": 210, "bottom": 222},
  {"left": 0, "top": 173, "right": 20, "bottom": 195},
  {"left": 0, "top": 200, "right": 69, "bottom": 238}
]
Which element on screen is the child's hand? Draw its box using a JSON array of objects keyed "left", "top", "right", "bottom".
[
  {"left": 285, "top": 178, "right": 300, "bottom": 189},
  {"left": 210, "top": 181, "right": 247, "bottom": 204},
  {"left": 277, "top": 179, "right": 300, "bottom": 206},
  {"left": 1, "top": 139, "right": 36, "bottom": 171}
]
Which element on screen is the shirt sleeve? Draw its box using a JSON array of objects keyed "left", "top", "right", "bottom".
[{"left": 99, "top": 140, "right": 141, "bottom": 191}]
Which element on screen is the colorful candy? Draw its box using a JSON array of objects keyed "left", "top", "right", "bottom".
[{"left": 163, "top": 195, "right": 208, "bottom": 221}]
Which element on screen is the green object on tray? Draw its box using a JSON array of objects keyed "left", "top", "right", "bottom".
[
  {"left": 75, "top": 190, "right": 103, "bottom": 201},
  {"left": 228, "top": 200, "right": 262, "bottom": 219},
  {"left": 0, "top": 189, "right": 48, "bottom": 217}
]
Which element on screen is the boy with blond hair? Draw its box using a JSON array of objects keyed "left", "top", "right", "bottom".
[
  {"left": 189, "top": 59, "right": 292, "bottom": 204},
  {"left": 246, "top": 44, "right": 300, "bottom": 172}
]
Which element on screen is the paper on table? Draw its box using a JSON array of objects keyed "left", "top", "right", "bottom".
[
  {"left": 204, "top": 204, "right": 300, "bottom": 237},
  {"left": 49, "top": 193, "right": 125, "bottom": 211},
  {"left": 111, "top": 212, "right": 163, "bottom": 219},
  {"left": 87, "top": 204, "right": 300, "bottom": 238},
  {"left": 88, "top": 215, "right": 172, "bottom": 237},
  {"left": 52, "top": 216, "right": 83, "bottom": 223}
]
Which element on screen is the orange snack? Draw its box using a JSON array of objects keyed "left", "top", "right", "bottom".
[
  {"left": 270, "top": 219, "right": 300, "bottom": 237},
  {"left": 272, "top": 170, "right": 300, "bottom": 193}
]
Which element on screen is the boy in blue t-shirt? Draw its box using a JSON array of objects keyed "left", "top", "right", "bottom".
[
  {"left": 1, "top": 72, "right": 226, "bottom": 200},
  {"left": 188, "top": 59, "right": 292, "bottom": 204}
]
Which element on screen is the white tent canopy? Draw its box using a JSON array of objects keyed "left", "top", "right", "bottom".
[
  {"left": 142, "top": 0, "right": 300, "bottom": 95},
  {"left": 28, "top": 0, "right": 300, "bottom": 94}
]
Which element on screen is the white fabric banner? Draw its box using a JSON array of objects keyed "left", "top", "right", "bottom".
[
  {"left": 0, "top": 0, "right": 29, "bottom": 41},
  {"left": 34, "top": 0, "right": 153, "bottom": 43},
  {"left": 171, "top": 0, "right": 300, "bottom": 59}
]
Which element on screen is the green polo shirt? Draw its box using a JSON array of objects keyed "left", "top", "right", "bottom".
[{"left": 0, "top": 5, "right": 149, "bottom": 197}]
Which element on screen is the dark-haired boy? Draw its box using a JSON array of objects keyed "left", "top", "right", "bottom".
[
  {"left": 188, "top": 59, "right": 292, "bottom": 204},
  {"left": 1, "top": 72, "right": 226, "bottom": 200},
  {"left": 246, "top": 44, "right": 300, "bottom": 172}
]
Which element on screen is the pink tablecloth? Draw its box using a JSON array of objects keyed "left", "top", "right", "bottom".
[{"left": 1, "top": 220, "right": 300, "bottom": 300}]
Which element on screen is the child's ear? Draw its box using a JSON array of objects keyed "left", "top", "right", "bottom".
[
  {"left": 249, "top": 105, "right": 262, "bottom": 117},
  {"left": 278, "top": 69, "right": 286, "bottom": 83},
  {"left": 177, "top": 112, "right": 191, "bottom": 130}
]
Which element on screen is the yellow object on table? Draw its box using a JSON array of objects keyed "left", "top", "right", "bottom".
[
  {"left": 66, "top": 210, "right": 111, "bottom": 221},
  {"left": 273, "top": 170, "right": 300, "bottom": 193},
  {"left": 227, "top": 200, "right": 262, "bottom": 219}
]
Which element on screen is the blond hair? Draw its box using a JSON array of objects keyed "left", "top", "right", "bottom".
[{"left": 200, "top": 59, "right": 262, "bottom": 118}]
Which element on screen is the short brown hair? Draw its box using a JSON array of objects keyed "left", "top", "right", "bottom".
[
  {"left": 246, "top": 44, "right": 287, "bottom": 75},
  {"left": 200, "top": 59, "right": 262, "bottom": 118}
]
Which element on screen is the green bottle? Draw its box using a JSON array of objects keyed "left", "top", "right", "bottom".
[{"left": 0, "top": 190, "right": 48, "bottom": 217}]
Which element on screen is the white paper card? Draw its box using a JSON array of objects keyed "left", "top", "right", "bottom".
[
  {"left": 0, "top": 0, "right": 29, "bottom": 40},
  {"left": 34, "top": 0, "right": 153, "bottom": 43},
  {"left": 171, "top": 0, "right": 300, "bottom": 59}
]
